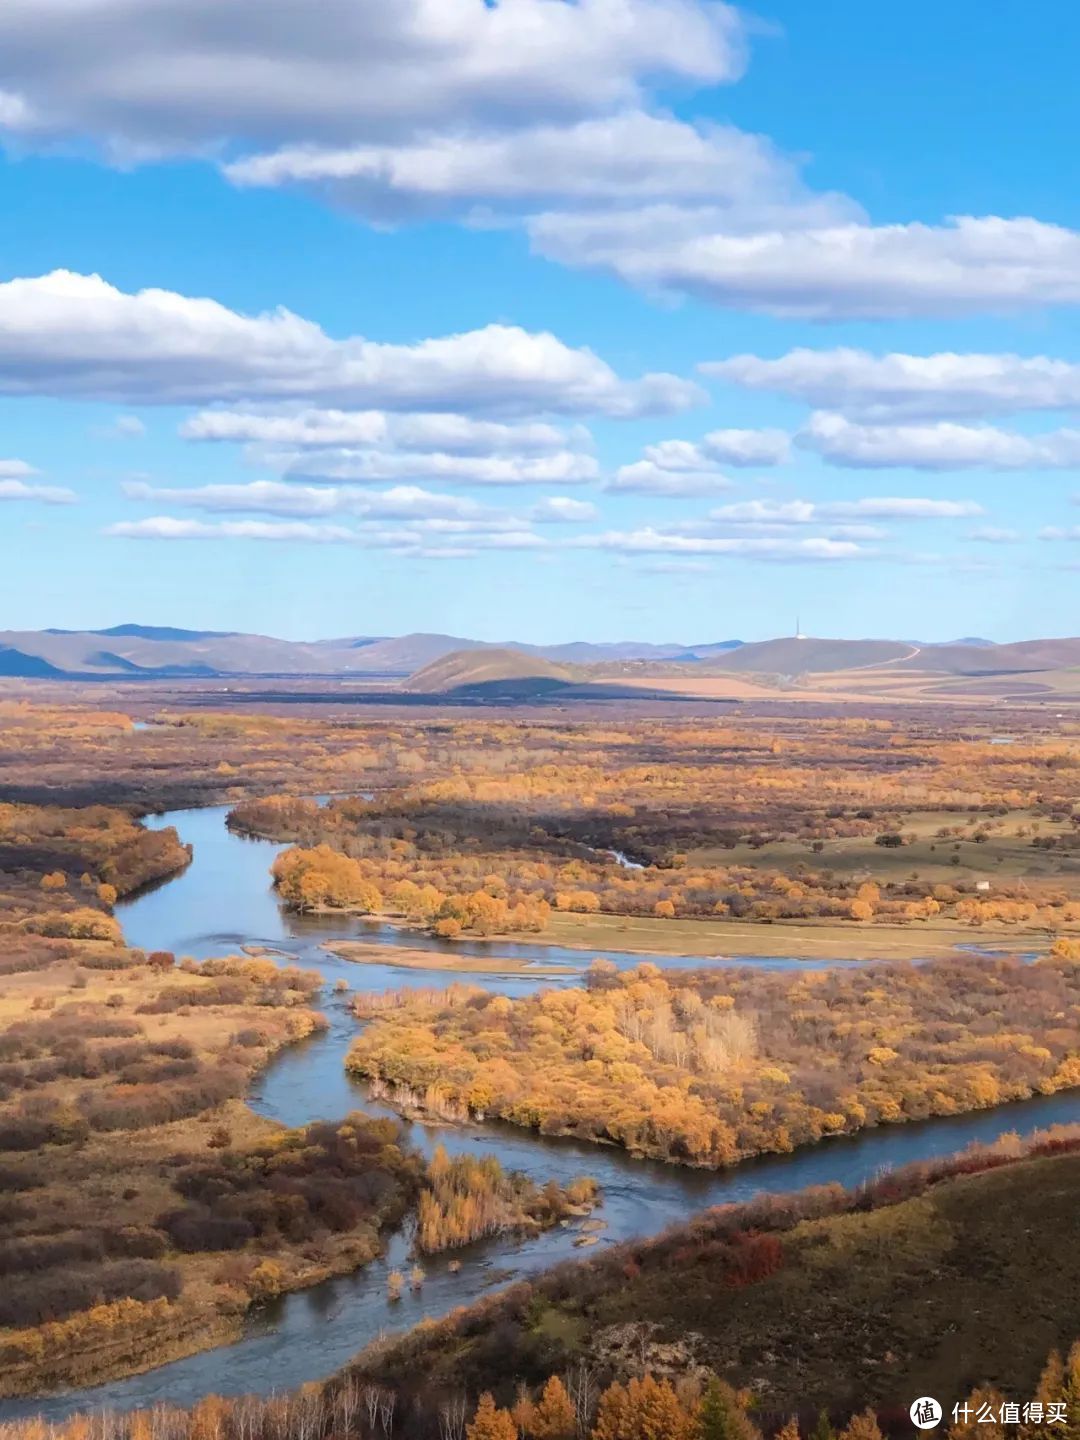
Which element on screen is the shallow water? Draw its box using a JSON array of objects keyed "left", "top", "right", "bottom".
[{"left": 4, "top": 805, "right": 1077, "bottom": 1421}]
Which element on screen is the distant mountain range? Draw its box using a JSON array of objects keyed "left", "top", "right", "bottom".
[
  {"left": 5, "top": 625, "right": 1079, "bottom": 687},
  {"left": 0, "top": 626, "right": 746, "bottom": 678}
]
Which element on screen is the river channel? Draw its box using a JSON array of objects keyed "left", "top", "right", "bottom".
[{"left": 4, "top": 803, "right": 1079, "bottom": 1422}]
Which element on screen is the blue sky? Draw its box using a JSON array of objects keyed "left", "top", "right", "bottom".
[{"left": 2, "top": 0, "right": 1080, "bottom": 643}]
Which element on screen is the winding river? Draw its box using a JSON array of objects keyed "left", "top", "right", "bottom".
[{"left": 4, "top": 803, "right": 1080, "bottom": 1423}]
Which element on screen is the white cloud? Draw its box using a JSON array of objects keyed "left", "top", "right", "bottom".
[
  {"left": 0, "top": 458, "right": 37, "bottom": 478},
  {"left": 707, "top": 348, "right": 1080, "bottom": 421},
  {"left": 0, "top": 478, "right": 76, "bottom": 504},
  {"left": 5, "top": 6, "right": 1080, "bottom": 326},
  {"left": 0, "top": 0, "right": 744, "bottom": 154},
  {"left": 534, "top": 214, "right": 1080, "bottom": 320},
  {"left": 181, "top": 406, "right": 576, "bottom": 453},
  {"left": 801, "top": 411, "right": 1080, "bottom": 470},
  {"left": 706, "top": 497, "right": 982, "bottom": 525},
  {"left": 226, "top": 111, "right": 843, "bottom": 226},
  {"left": 606, "top": 426, "right": 787, "bottom": 497},
  {"left": 278, "top": 447, "right": 600, "bottom": 487},
  {"left": 0, "top": 88, "right": 33, "bottom": 130},
  {"left": 105, "top": 513, "right": 550, "bottom": 552},
  {"left": 121, "top": 479, "right": 512, "bottom": 523},
  {"left": 969, "top": 527, "right": 1023, "bottom": 544},
  {"left": 607, "top": 460, "right": 733, "bottom": 497},
  {"left": 106, "top": 517, "right": 355, "bottom": 543},
  {"left": 0, "top": 270, "right": 700, "bottom": 417},
  {"left": 696, "top": 427, "right": 790, "bottom": 466},
  {"left": 106, "top": 495, "right": 555, "bottom": 555},
  {"left": 531, "top": 496, "right": 598, "bottom": 523},
  {"left": 576, "top": 527, "right": 864, "bottom": 560},
  {"left": 642, "top": 430, "right": 789, "bottom": 471}
]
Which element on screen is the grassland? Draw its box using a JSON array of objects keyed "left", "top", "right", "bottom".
[
  {"left": 691, "top": 805, "right": 1080, "bottom": 883},
  {"left": 537, "top": 910, "right": 1042, "bottom": 961},
  {"left": 0, "top": 944, "right": 419, "bottom": 1397}
]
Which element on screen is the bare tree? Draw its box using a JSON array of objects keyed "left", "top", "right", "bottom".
[
  {"left": 378, "top": 1390, "right": 396, "bottom": 1438},
  {"left": 565, "top": 1362, "right": 598, "bottom": 1439},
  {"left": 363, "top": 1385, "right": 383, "bottom": 1436},
  {"left": 438, "top": 1396, "right": 467, "bottom": 1440},
  {"left": 336, "top": 1375, "right": 361, "bottom": 1436}
]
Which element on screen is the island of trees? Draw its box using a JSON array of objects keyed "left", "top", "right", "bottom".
[{"left": 347, "top": 955, "right": 1080, "bottom": 1165}]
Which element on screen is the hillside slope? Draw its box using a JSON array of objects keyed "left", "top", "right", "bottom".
[
  {"left": 349, "top": 1142, "right": 1080, "bottom": 1415},
  {"left": 403, "top": 647, "right": 574, "bottom": 695},
  {"left": 711, "top": 637, "right": 915, "bottom": 673}
]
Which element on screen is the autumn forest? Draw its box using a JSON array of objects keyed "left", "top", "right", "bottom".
[{"left": 0, "top": 689, "right": 1077, "bottom": 1437}]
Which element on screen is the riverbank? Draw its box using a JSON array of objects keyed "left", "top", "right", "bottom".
[
  {"left": 6, "top": 799, "right": 1078, "bottom": 1425},
  {"left": 326, "top": 939, "right": 574, "bottom": 976},
  {"left": 293, "top": 902, "right": 1048, "bottom": 967},
  {"left": 539, "top": 909, "right": 1048, "bottom": 961},
  {"left": 342, "top": 1131, "right": 1080, "bottom": 1416},
  {"left": 0, "top": 944, "right": 418, "bottom": 1401}
]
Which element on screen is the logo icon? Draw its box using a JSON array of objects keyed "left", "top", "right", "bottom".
[{"left": 910, "top": 1399, "right": 943, "bottom": 1430}]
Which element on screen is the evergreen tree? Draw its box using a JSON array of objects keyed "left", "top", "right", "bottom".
[
  {"left": 699, "top": 1378, "right": 759, "bottom": 1440},
  {"left": 810, "top": 1409, "right": 835, "bottom": 1440}
]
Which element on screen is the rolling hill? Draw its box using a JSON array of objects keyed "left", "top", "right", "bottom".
[
  {"left": 402, "top": 647, "right": 575, "bottom": 696},
  {"left": 3, "top": 624, "right": 1080, "bottom": 698},
  {"left": 708, "top": 637, "right": 916, "bottom": 674},
  {"left": 0, "top": 628, "right": 743, "bottom": 679}
]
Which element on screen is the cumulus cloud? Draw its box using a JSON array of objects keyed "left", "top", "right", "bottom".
[
  {"left": 531, "top": 496, "right": 599, "bottom": 522},
  {"left": 969, "top": 527, "right": 1023, "bottom": 544},
  {"left": 706, "top": 348, "right": 1080, "bottom": 421},
  {"left": 0, "top": 479, "right": 76, "bottom": 504},
  {"left": 227, "top": 112, "right": 846, "bottom": 227},
  {"left": 575, "top": 528, "right": 864, "bottom": 560},
  {"left": 106, "top": 517, "right": 356, "bottom": 543},
  {"left": 0, "top": 459, "right": 74, "bottom": 503},
  {"left": 120, "top": 479, "right": 513, "bottom": 523},
  {"left": 0, "top": 270, "right": 700, "bottom": 417},
  {"left": 181, "top": 406, "right": 577, "bottom": 453},
  {"left": 607, "top": 426, "right": 787, "bottom": 497},
  {"left": 106, "top": 512, "right": 551, "bottom": 558},
  {"left": 606, "top": 460, "right": 733, "bottom": 497},
  {"left": 533, "top": 214, "right": 1080, "bottom": 320},
  {"left": 695, "top": 428, "right": 791, "bottom": 466},
  {"left": 644, "top": 430, "right": 789, "bottom": 470},
  {"left": 706, "top": 497, "right": 982, "bottom": 525},
  {"left": 278, "top": 446, "right": 600, "bottom": 487},
  {"left": 7, "top": 5, "right": 1080, "bottom": 323},
  {"left": 0, "top": 0, "right": 744, "bottom": 154},
  {"left": 800, "top": 412, "right": 1080, "bottom": 470}
]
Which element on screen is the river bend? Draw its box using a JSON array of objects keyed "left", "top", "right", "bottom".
[{"left": 3, "top": 805, "right": 1078, "bottom": 1422}]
